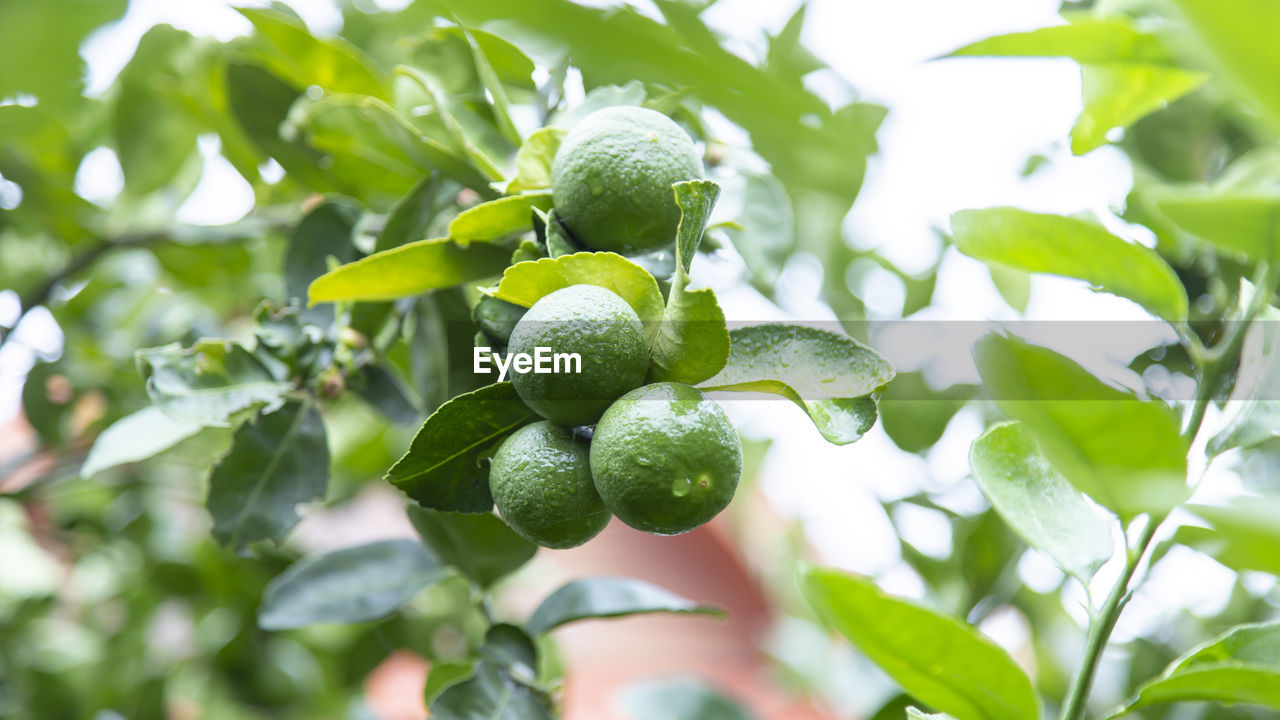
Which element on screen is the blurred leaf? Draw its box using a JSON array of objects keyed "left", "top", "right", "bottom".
[
  {"left": 225, "top": 61, "right": 332, "bottom": 190},
  {"left": 702, "top": 324, "right": 894, "bottom": 444},
  {"left": 648, "top": 180, "right": 729, "bottom": 385},
  {"left": 430, "top": 660, "right": 553, "bottom": 720},
  {"left": 879, "top": 373, "right": 975, "bottom": 454},
  {"left": 970, "top": 421, "right": 1116, "bottom": 582},
  {"left": 974, "top": 334, "right": 1189, "bottom": 519},
  {"left": 425, "top": 661, "right": 478, "bottom": 705},
  {"left": 492, "top": 252, "right": 666, "bottom": 334},
  {"left": 258, "top": 539, "right": 444, "bottom": 630},
  {"left": 407, "top": 506, "right": 537, "bottom": 587},
  {"left": 456, "top": 24, "right": 522, "bottom": 147},
  {"left": 1176, "top": 497, "right": 1280, "bottom": 577},
  {"left": 351, "top": 364, "right": 421, "bottom": 425},
  {"left": 309, "top": 238, "right": 511, "bottom": 304},
  {"left": 478, "top": 624, "right": 538, "bottom": 681},
  {"left": 136, "top": 340, "right": 292, "bottom": 428},
  {"left": 506, "top": 127, "right": 564, "bottom": 194},
  {"left": 987, "top": 263, "right": 1031, "bottom": 313},
  {"left": 375, "top": 173, "right": 448, "bottom": 252},
  {"left": 386, "top": 382, "right": 536, "bottom": 513},
  {"left": 1072, "top": 64, "right": 1207, "bottom": 155},
  {"left": 947, "top": 19, "right": 1172, "bottom": 64},
  {"left": 208, "top": 400, "right": 330, "bottom": 552},
  {"left": 1169, "top": 0, "right": 1280, "bottom": 132},
  {"left": 396, "top": 64, "right": 510, "bottom": 180},
  {"left": 1114, "top": 621, "right": 1280, "bottom": 716},
  {"left": 723, "top": 172, "right": 793, "bottom": 286},
  {"left": 803, "top": 567, "right": 1041, "bottom": 720},
  {"left": 449, "top": 193, "right": 553, "bottom": 246},
  {"left": 619, "top": 678, "right": 754, "bottom": 720},
  {"left": 1158, "top": 192, "right": 1280, "bottom": 263},
  {"left": 238, "top": 7, "right": 390, "bottom": 99},
  {"left": 951, "top": 208, "right": 1189, "bottom": 321},
  {"left": 526, "top": 577, "right": 725, "bottom": 635},
  {"left": 765, "top": 5, "right": 823, "bottom": 81},
  {"left": 549, "top": 81, "right": 647, "bottom": 129},
  {"left": 908, "top": 710, "right": 960, "bottom": 720},
  {"left": 285, "top": 201, "right": 360, "bottom": 320},
  {"left": 113, "top": 26, "right": 203, "bottom": 196},
  {"left": 0, "top": 0, "right": 127, "bottom": 112},
  {"left": 289, "top": 93, "right": 493, "bottom": 201},
  {"left": 80, "top": 406, "right": 204, "bottom": 478},
  {"left": 1209, "top": 308, "right": 1280, "bottom": 455}
]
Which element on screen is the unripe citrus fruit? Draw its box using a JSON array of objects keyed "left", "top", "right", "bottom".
[
  {"left": 590, "top": 382, "right": 742, "bottom": 535},
  {"left": 508, "top": 284, "right": 647, "bottom": 427},
  {"left": 551, "top": 106, "right": 703, "bottom": 254},
  {"left": 489, "top": 421, "right": 610, "bottom": 548}
]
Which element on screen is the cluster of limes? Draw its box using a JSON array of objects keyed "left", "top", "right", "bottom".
[{"left": 483, "top": 106, "right": 743, "bottom": 549}]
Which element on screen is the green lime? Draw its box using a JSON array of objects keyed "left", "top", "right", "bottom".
[
  {"left": 508, "top": 284, "right": 647, "bottom": 427},
  {"left": 489, "top": 421, "right": 611, "bottom": 549},
  {"left": 590, "top": 382, "right": 742, "bottom": 535},
  {"left": 551, "top": 106, "right": 703, "bottom": 254}
]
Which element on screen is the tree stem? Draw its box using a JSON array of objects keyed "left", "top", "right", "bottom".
[{"left": 1058, "top": 262, "right": 1277, "bottom": 720}]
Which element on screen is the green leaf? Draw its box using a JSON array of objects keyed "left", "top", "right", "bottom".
[
  {"left": 308, "top": 238, "right": 511, "bottom": 305},
  {"left": 1176, "top": 497, "right": 1280, "bottom": 577},
  {"left": 1114, "top": 621, "right": 1280, "bottom": 716},
  {"left": 951, "top": 208, "right": 1188, "bottom": 321},
  {"left": 1071, "top": 64, "right": 1207, "bottom": 155},
  {"left": 136, "top": 341, "right": 292, "bottom": 428},
  {"left": 478, "top": 624, "right": 539, "bottom": 682},
  {"left": 1157, "top": 193, "right": 1280, "bottom": 262},
  {"left": 395, "top": 64, "right": 510, "bottom": 181},
  {"left": 1169, "top": 0, "right": 1280, "bottom": 132},
  {"left": 970, "top": 422, "right": 1116, "bottom": 582},
  {"left": 908, "top": 710, "right": 960, "bottom": 720},
  {"left": 619, "top": 678, "right": 753, "bottom": 720},
  {"left": 289, "top": 93, "right": 493, "bottom": 201},
  {"left": 224, "top": 61, "right": 332, "bottom": 191},
  {"left": 449, "top": 194, "right": 554, "bottom": 246},
  {"left": 112, "top": 26, "right": 202, "bottom": 196},
  {"left": 375, "top": 174, "right": 450, "bottom": 252},
  {"left": 407, "top": 505, "right": 537, "bottom": 587},
  {"left": 207, "top": 401, "right": 330, "bottom": 552},
  {"left": 492, "top": 252, "right": 666, "bottom": 334},
  {"left": 285, "top": 201, "right": 360, "bottom": 319},
  {"left": 258, "top": 539, "right": 445, "bottom": 630},
  {"left": 425, "top": 661, "right": 478, "bottom": 705},
  {"left": 0, "top": 0, "right": 127, "bottom": 113},
  {"left": 947, "top": 19, "right": 1172, "bottom": 64},
  {"left": 80, "top": 406, "right": 204, "bottom": 478},
  {"left": 506, "top": 127, "right": 564, "bottom": 194},
  {"left": 386, "top": 383, "right": 537, "bottom": 513},
  {"left": 973, "top": 335, "right": 1189, "bottom": 519},
  {"left": 430, "top": 660, "right": 553, "bottom": 720},
  {"left": 878, "top": 373, "right": 975, "bottom": 454},
  {"left": 549, "top": 81, "right": 647, "bottom": 129},
  {"left": 722, "top": 172, "right": 793, "bottom": 285},
  {"left": 526, "top": 577, "right": 726, "bottom": 635},
  {"left": 647, "top": 180, "right": 730, "bottom": 385},
  {"left": 803, "top": 567, "right": 1040, "bottom": 720},
  {"left": 987, "top": 264, "right": 1031, "bottom": 313},
  {"left": 238, "top": 7, "right": 390, "bottom": 99},
  {"left": 702, "top": 324, "right": 895, "bottom": 445},
  {"left": 542, "top": 210, "right": 579, "bottom": 258}
]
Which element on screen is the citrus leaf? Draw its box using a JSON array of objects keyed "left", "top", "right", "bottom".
[
  {"left": 1157, "top": 193, "right": 1280, "bottom": 262},
  {"left": 449, "top": 193, "right": 553, "bottom": 246},
  {"left": 425, "top": 661, "right": 478, "bottom": 705},
  {"left": 970, "top": 421, "right": 1116, "bottom": 582},
  {"left": 878, "top": 373, "right": 975, "bottom": 454},
  {"left": 951, "top": 208, "right": 1189, "bottom": 321},
  {"left": 258, "top": 539, "right": 445, "bottom": 630},
  {"left": 386, "top": 382, "right": 537, "bottom": 513},
  {"left": 648, "top": 180, "right": 729, "bottom": 384},
  {"left": 1113, "top": 621, "right": 1280, "bottom": 716},
  {"left": 308, "top": 238, "right": 511, "bottom": 304},
  {"left": 492, "top": 251, "right": 666, "bottom": 333},
  {"left": 506, "top": 127, "right": 564, "bottom": 194},
  {"left": 430, "top": 660, "right": 553, "bottom": 720},
  {"left": 81, "top": 406, "right": 204, "bottom": 478},
  {"left": 947, "top": 18, "right": 1172, "bottom": 63},
  {"left": 701, "top": 324, "right": 894, "bottom": 444},
  {"left": 526, "top": 577, "right": 726, "bottom": 635},
  {"left": 395, "top": 64, "right": 509, "bottom": 181},
  {"left": 238, "top": 7, "right": 389, "bottom": 99},
  {"left": 136, "top": 341, "right": 291, "bottom": 428},
  {"left": 1169, "top": 0, "right": 1280, "bottom": 132},
  {"left": 407, "top": 505, "right": 537, "bottom": 587},
  {"left": 1175, "top": 497, "right": 1280, "bottom": 577},
  {"left": 1072, "top": 63, "right": 1207, "bottom": 155},
  {"left": 908, "top": 710, "right": 960, "bottom": 720},
  {"left": 207, "top": 401, "right": 329, "bottom": 552},
  {"left": 973, "top": 334, "right": 1189, "bottom": 519},
  {"left": 803, "top": 567, "right": 1041, "bottom": 720},
  {"left": 1209, "top": 308, "right": 1280, "bottom": 455}
]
